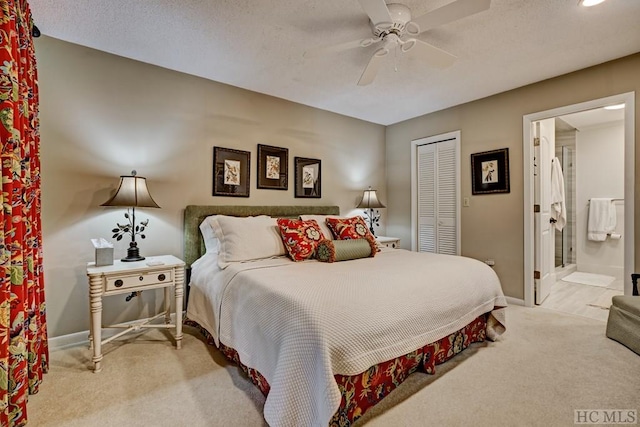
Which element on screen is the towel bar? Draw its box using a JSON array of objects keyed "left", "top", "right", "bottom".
[{"left": 587, "top": 198, "right": 624, "bottom": 202}]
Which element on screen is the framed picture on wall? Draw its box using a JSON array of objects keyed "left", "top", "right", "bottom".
[
  {"left": 257, "top": 144, "right": 288, "bottom": 190},
  {"left": 294, "top": 157, "right": 321, "bottom": 198},
  {"left": 213, "top": 146, "right": 251, "bottom": 197},
  {"left": 471, "top": 148, "right": 510, "bottom": 195}
]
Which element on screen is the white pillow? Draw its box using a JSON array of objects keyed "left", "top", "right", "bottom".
[
  {"left": 299, "top": 215, "right": 343, "bottom": 240},
  {"left": 199, "top": 216, "right": 220, "bottom": 254},
  {"left": 210, "top": 215, "right": 286, "bottom": 268}
]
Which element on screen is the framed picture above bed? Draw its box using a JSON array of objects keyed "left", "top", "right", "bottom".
[
  {"left": 294, "top": 157, "right": 321, "bottom": 198},
  {"left": 257, "top": 144, "right": 288, "bottom": 190},
  {"left": 213, "top": 146, "right": 250, "bottom": 197},
  {"left": 471, "top": 148, "right": 510, "bottom": 195}
]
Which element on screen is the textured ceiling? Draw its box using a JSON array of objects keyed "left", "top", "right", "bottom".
[{"left": 29, "top": 0, "right": 640, "bottom": 125}]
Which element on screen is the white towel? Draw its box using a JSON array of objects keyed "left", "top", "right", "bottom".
[
  {"left": 587, "top": 198, "right": 616, "bottom": 241},
  {"left": 550, "top": 157, "right": 566, "bottom": 231}
]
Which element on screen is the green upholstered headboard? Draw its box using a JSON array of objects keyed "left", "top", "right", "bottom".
[{"left": 183, "top": 205, "right": 340, "bottom": 269}]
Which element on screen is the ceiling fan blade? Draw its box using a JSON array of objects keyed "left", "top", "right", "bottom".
[
  {"left": 357, "top": 0, "right": 392, "bottom": 26},
  {"left": 409, "top": 40, "right": 457, "bottom": 69},
  {"left": 412, "top": 0, "right": 491, "bottom": 33},
  {"left": 358, "top": 48, "right": 388, "bottom": 86},
  {"left": 304, "top": 37, "right": 378, "bottom": 58}
]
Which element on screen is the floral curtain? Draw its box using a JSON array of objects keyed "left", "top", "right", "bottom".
[{"left": 0, "top": 0, "right": 48, "bottom": 426}]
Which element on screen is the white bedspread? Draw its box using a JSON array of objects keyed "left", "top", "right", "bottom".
[{"left": 187, "top": 249, "right": 507, "bottom": 427}]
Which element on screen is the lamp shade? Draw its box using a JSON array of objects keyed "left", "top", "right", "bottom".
[
  {"left": 356, "top": 187, "right": 385, "bottom": 209},
  {"left": 101, "top": 172, "right": 160, "bottom": 208}
]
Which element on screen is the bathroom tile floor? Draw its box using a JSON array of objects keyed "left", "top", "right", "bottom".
[{"left": 539, "top": 278, "right": 624, "bottom": 322}]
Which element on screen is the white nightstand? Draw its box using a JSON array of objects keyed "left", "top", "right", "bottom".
[
  {"left": 376, "top": 236, "right": 400, "bottom": 249},
  {"left": 86, "top": 254, "right": 185, "bottom": 373}
]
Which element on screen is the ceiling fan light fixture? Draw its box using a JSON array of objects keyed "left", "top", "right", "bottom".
[
  {"left": 578, "top": 0, "right": 607, "bottom": 7},
  {"left": 401, "top": 39, "right": 416, "bottom": 53},
  {"left": 405, "top": 21, "right": 420, "bottom": 36},
  {"left": 315, "top": 0, "right": 491, "bottom": 86}
]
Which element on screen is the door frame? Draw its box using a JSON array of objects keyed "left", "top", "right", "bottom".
[
  {"left": 523, "top": 92, "right": 635, "bottom": 307},
  {"left": 411, "top": 130, "right": 461, "bottom": 252},
  {"left": 533, "top": 119, "right": 556, "bottom": 304}
]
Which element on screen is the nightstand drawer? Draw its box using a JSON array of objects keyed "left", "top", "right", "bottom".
[{"left": 105, "top": 269, "right": 173, "bottom": 291}]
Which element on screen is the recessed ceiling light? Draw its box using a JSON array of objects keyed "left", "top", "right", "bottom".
[
  {"left": 578, "top": 0, "right": 607, "bottom": 6},
  {"left": 604, "top": 104, "right": 625, "bottom": 110}
]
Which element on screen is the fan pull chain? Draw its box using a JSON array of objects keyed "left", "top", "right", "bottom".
[{"left": 394, "top": 44, "right": 399, "bottom": 72}]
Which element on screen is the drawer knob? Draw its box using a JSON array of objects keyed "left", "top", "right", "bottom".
[
  {"left": 158, "top": 274, "right": 166, "bottom": 281},
  {"left": 139, "top": 276, "right": 144, "bottom": 281},
  {"left": 114, "top": 279, "right": 123, "bottom": 288}
]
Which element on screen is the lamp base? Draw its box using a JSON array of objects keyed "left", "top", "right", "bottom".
[
  {"left": 366, "top": 208, "right": 378, "bottom": 237},
  {"left": 121, "top": 242, "right": 145, "bottom": 262},
  {"left": 121, "top": 255, "right": 145, "bottom": 262}
]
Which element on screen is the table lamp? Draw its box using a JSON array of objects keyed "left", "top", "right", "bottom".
[
  {"left": 356, "top": 186, "right": 385, "bottom": 236},
  {"left": 101, "top": 170, "right": 160, "bottom": 262}
]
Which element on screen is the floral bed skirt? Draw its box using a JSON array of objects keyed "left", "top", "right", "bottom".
[{"left": 186, "top": 313, "right": 488, "bottom": 426}]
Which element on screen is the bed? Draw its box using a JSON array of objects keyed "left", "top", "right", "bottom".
[{"left": 183, "top": 205, "right": 507, "bottom": 427}]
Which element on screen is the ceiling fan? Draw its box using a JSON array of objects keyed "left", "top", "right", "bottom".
[{"left": 304, "top": 0, "right": 491, "bottom": 86}]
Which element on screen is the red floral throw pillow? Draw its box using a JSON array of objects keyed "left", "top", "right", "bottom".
[
  {"left": 276, "top": 218, "right": 324, "bottom": 261},
  {"left": 326, "top": 216, "right": 375, "bottom": 241}
]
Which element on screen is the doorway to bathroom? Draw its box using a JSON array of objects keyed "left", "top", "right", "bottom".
[{"left": 523, "top": 92, "right": 635, "bottom": 320}]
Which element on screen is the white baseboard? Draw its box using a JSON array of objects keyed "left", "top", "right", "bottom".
[
  {"left": 576, "top": 263, "right": 624, "bottom": 280},
  {"left": 49, "top": 330, "right": 91, "bottom": 351},
  {"left": 48, "top": 312, "right": 180, "bottom": 352},
  {"left": 505, "top": 296, "right": 525, "bottom": 306}
]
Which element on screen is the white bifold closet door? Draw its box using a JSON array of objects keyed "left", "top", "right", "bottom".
[{"left": 416, "top": 139, "right": 458, "bottom": 255}]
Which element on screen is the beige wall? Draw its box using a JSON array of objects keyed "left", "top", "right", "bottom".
[
  {"left": 386, "top": 53, "right": 640, "bottom": 300},
  {"left": 36, "top": 37, "right": 386, "bottom": 338},
  {"left": 576, "top": 123, "right": 625, "bottom": 278}
]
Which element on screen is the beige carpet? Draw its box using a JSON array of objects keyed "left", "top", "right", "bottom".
[{"left": 28, "top": 305, "right": 640, "bottom": 427}]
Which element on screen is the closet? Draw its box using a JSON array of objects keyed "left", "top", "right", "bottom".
[{"left": 411, "top": 131, "right": 460, "bottom": 255}]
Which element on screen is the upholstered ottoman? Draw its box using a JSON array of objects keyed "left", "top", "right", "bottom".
[{"left": 607, "top": 295, "right": 640, "bottom": 355}]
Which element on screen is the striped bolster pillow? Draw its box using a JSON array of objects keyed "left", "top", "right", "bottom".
[{"left": 316, "top": 237, "right": 377, "bottom": 263}]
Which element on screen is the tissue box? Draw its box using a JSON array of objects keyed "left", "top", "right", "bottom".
[{"left": 95, "top": 247, "right": 114, "bottom": 267}]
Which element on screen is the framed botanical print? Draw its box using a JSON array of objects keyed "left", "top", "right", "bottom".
[
  {"left": 212, "top": 146, "right": 251, "bottom": 197},
  {"left": 257, "top": 144, "right": 288, "bottom": 190},
  {"left": 294, "top": 157, "right": 321, "bottom": 198},
  {"left": 471, "top": 148, "right": 510, "bottom": 195}
]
